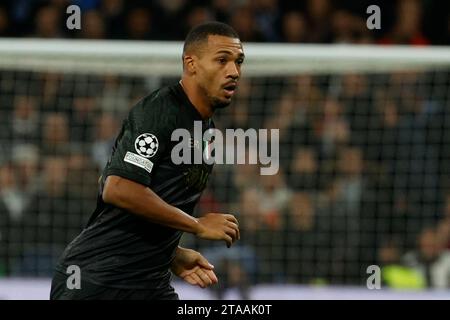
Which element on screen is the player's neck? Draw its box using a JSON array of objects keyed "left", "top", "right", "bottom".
[{"left": 179, "top": 78, "right": 213, "bottom": 119}]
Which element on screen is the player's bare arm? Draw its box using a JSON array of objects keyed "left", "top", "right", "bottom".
[{"left": 103, "top": 175, "right": 239, "bottom": 247}]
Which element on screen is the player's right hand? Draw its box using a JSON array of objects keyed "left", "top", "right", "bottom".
[{"left": 195, "top": 213, "right": 240, "bottom": 248}]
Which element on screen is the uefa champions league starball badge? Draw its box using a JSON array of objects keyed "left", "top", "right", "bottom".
[{"left": 135, "top": 133, "right": 159, "bottom": 158}]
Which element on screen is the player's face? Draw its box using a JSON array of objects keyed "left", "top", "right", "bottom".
[{"left": 196, "top": 35, "right": 245, "bottom": 109}]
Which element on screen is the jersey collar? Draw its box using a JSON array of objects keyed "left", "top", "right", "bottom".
[{"left": 174, "top": 82, "right": 210, "bottom": 122}]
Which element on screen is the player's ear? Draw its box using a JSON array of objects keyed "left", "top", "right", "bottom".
[{"left": 183, "top": 54, "right": 196, "bottom": 74}]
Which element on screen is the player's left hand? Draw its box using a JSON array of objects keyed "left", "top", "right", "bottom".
[{"left": 170, "top": 247, "right": 218, "bottom": 288}]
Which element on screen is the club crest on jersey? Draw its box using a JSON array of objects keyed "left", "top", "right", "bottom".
[{"left": 135, "top": 133, "right": 159, "bottom": 158}]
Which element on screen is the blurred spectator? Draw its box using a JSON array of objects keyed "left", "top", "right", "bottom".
[
  {"left": 239, "top": 171, "right": 291, "bottom": 282},
  {"left": 211, "top": 0, "right": 232, "bottom": 24},
  {"left": 284, "top": 191, "right": 317, "bottom": 282},
  {"left": 36, "top": 156, "right": 68, "bottom": 204},
  {"left": 251, "top": 0, "right": 281, "bottom": 42},
  {"left": 11, "top": 95, "right": 40, "bottom": 145},
  {"left": 222, "top": 76, "right": 260, "bottom": 152},
  {"left": 203, "top": 245, "right": 254, "bottom": 300},
  {"left": 331, "top": 10, "right": 371, "bottom": 44},
  {"left": 304, "top": 0, "right": 333, "bottom": 43},
  {"left": 338, "top": 73, "right": 376, "bottom": 157},
  {"left": 280, "top": 76, "right": 321, "bottom": 173},
  {"left": 91, "top": 113, "right": 119, "bottom": 170},
  {"left": 444, "top": 194, "right": 450, "bottom": 222},
  {"left": 0, "top": 162, "right": 27, "bottom": 222},
  {"left": 378, "top": 238, "right": 426, "bottom": 289},
  {"left": 70, "top": 95, "right": 97, "bottom": 143},
  {"left": 0, "top": 162, "right": 16, "bottom": 275},
  {"left": 31, "top": 5, "right": 64, "bottom": 38},
  {"left": 375, "top": 94, "right": 400, "bottom": 165},
  {"left": 225, "top": 98, "right": 251, "bottom": 130},
  {"left": 16, "top": 155, "right": 68, "bottom": 276},
  {"left": 387, "top": 72, "right": 442, "bottom": 222},
  {"left": 230, "top": 5, "right": 265, "bottom": 42},
  {"left": 288, "top": 192, "right": 315, "bottom": 233},
  {"left": 126, "top": 7, "right": 154, "bottom": 40},
  {"left": 264, "top": 93, "right": 295, "bottom": 140},
  {"left": 80, "top": 10, "right": 106, "bottom": 39},
  {"left": 436, "top": 197, "right": 450, "bottom": 249},
  {"left": 0, "top": 0, "right": 447, "bottom": 45},
  {"left": 313, "top": 147, "right": 368, "bottom": 284},
  {"left": 388, "top": 193, "right": 422, "bottom": 251},
  {"left": 447, "top": 13, "right": 450, "bottom": 44},
  {"left": 257, "top": 173, "right": 292, "bottom": 231},
  {"left": 185, "top": 6, "right": 214, "bottom": 36},
  {"left": 153, "top": 0, "right": 187, "bottom": 40},
  {"left": 218, "top": 78, "right": 263, "bottom": 131},
  {"left": 317, "top": 98, "right": 350, "bottom": 158},
  {"left": 290, "top": 75, "right": 323, "bottom": 125},
  {"left": 207, "top": 148, "right": 260, "bottom": 209},
  {"left": 213, "top": 256, "right": 251, "bottom": 299},
  {"left": 155, "top": 0, "right": 186, "bottom": 15},
  {"left": 40, "top": 73, "right": 61, "bottom": 111},
  {"left": 74, "top": 0, "right": 99, "bottom": 11},
  {"left": 66, "top": 148, "right": 98, "bottom": 229},
  {"left": 379, "top": 0, "right": 430, "bottom": 45},
  {"left": 12, "top": 144, "right": 40, "bottom": 197},
  {"left": 334, "top": 147, "right": 365, "bottom": 210},
  {"left": 67, "top": 148, "right": 98, "bottom": 196},
  {"left": 41, "top": 112, "right": 70, "bottom": 156},
  {"left": 281, "top": 11, "right": 307, "bottom": 43},
  {"left": 98, "top": 75, "right": 131, "bottom": 114},
  {"left": 331, "top": 10, "right": 356, "bottom": 44},
  {"left": 100, "top": 0, "right": 126, "bottom": 39},
  {"left": 403, "top": 227, "right": 450, "bottom": 289},
  {"left": 0, "top": 6, "right": 10, "bottom": 37},
  {"left": 287, "top": 147, "right": 319, "bottom": 191}
]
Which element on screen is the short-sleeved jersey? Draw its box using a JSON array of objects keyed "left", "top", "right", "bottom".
[{"left": 55, "top": 83, "right": 215, "bottom": 289}]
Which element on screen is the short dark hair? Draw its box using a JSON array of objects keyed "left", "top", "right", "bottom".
[{"left": 183, "top": 21, "right": 239, "bottom": 56}]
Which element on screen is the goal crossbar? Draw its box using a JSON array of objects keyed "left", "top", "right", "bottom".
[{"left": 0, "top": 38, "right": 449, "bottom": 76}]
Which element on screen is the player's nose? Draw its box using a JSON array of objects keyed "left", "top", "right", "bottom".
[{"left": 226, "top": 63, "right": 240, "bottom": 80}]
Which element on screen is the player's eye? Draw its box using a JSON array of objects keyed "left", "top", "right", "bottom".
[
  {"left": 217, "top": 57, "right": 227, "bottom": 64},
  {"left": 236, "top": 58, "right": 244, "bottom": 66}
]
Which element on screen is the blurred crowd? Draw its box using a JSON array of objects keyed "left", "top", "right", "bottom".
[
  {"left": 0, "top": 0, "right": 449, "bottom": 45},
  {"left": 197, "top": 71, "right": 450, "bottom": 290},
  {"left": 0, "top": 0, "right": 450, "bottom": 291},
  {"left": 1, "top": 68, "right": 449, "bottom": 289}
]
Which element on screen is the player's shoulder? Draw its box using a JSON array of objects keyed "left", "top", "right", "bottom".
[
  {"left": 136, "top": 84, "right": 182, "bottom": 116},
  {"left": 127, "top": 84, "right": 182, "bottom": 129}
]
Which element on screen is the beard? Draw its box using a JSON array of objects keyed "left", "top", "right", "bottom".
[
  {"left": 208, "top": 92, "right": 233, "bottom": 111},
  {"left": 200, "top": 83, "right": 233, "bottom": 111},
  {"left": 211, "top": 97, "right": 231, "bottom": 110}
]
